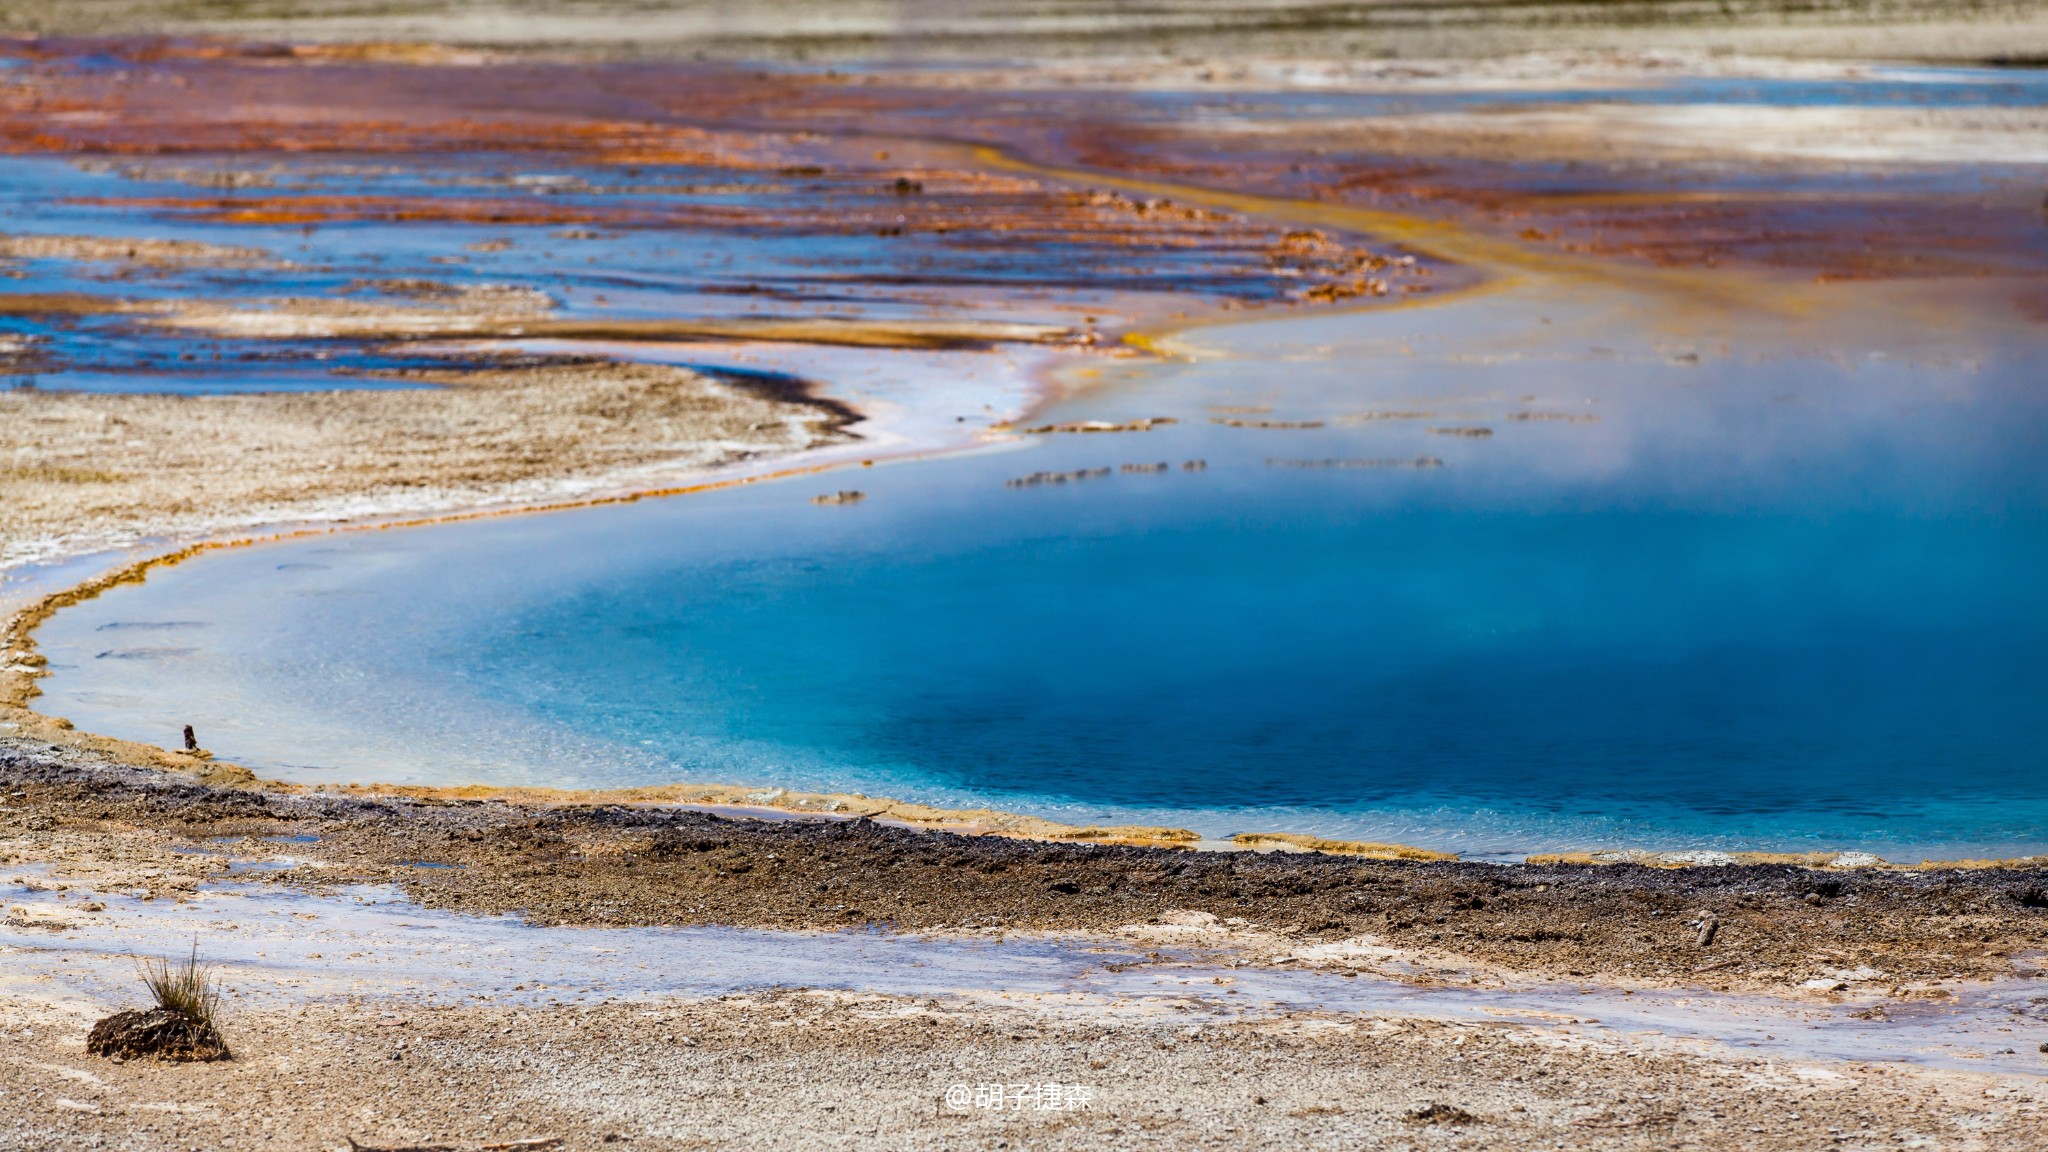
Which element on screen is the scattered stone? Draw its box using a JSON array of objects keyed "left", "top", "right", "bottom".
[
  {"left": 87, "top": 1007, "right": 230, "bottom": 1062},
  {"left": 1211, "top": 417, "right": 1324, "bottom": 429},
  {"left": 1006, "top": 467, "right": 1111, "bottom": 488},
  {"left": 1508, "top": 411, "right": 1599, "bottom": 423},
  {"left": 1334, "top": 410, "right": 1437, "bottom": 423},
  {"left": 1300, "top": 277, "right": 1389, "bottom": 303},
  {"left": 810, "top": 490, "right": 865, "bottom": 505},
  {"left": 1405, "top": 1102, "right": 1481, "bottom": 1126},
  {"left": 1017, "top": 417, "right": 1175, "bottom": 434},
  {"left": 1120, "top": 461, "right": 1169, "bottom": 473},
  {"left": 1070, "top": 190, "right": 1225, "bottom": 223},
  {"left": 1265, "top": 457, "right": 1443, "bottom": 469},
  {"left": 346, "top": 1131, "right": 561, "bottom": 1139}
]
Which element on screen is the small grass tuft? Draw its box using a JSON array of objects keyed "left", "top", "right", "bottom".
[{"left": 140, "top": 940, "right": 221, "bottom": 1028}]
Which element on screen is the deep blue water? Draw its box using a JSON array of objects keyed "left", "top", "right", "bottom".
[
  {"left": 32, "top": 283, "right": 2048, "bottom": 860},
  {"left": 498, "top": 506, "right": 2043, "bottom": 820}
]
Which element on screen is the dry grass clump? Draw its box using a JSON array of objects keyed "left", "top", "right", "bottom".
[
  {"left": 141, "top": 942, "right": 224, "bottom": 1028},
  {"left": 86, "top": 940, "right": 231, "bottom": 1062}
]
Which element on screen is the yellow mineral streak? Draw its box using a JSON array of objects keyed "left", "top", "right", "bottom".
[{"left": 1231, "top": 832, "right": 1457, "bottom": 861}]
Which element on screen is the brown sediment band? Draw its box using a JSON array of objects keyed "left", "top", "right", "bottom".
[
  {"left": 147, "top": 307, "right": 1072, "bottom": 350},
  {"left": 0, "top": 233, "right": 286, "bottom": 269},
  {"left": 330, "top": 781, "right": 1203, "bottom": 849},
  {"left": 963, "top": 143, "right": 1835, "bottom": 319},
  {"left": 0, "top": 283, "right": 1072, "bottom": 348},
  {"left": 0, "top": 293, "right": 149, "bottom": 317},
  {"left": 1009, "top": 417, "right": 1176, "bottom": 434},
  {"left": 1231, "top": 832, "right": 1456, "bottom": 861},
  {"left": 1212, "top": 417, "right": 1324, "bottom": 429},
  {"left": 1525, "top": 848, "right": 2048, "bottom": 871}
]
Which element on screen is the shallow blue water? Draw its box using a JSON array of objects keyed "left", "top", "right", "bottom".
[
  {"left": 33, "top": 280, "right": 2048, "bottom": 860},
  {"left": 0, "top": 148, "right": 1279, "bottom": 396}
]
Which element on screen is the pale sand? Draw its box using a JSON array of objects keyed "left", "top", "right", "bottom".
[
  {"left": 0, "top": 233, "right": 287, "bottom": 270},
  {"left": 1187, "top": 103, "right": 2048, "bottom": 166},
  {"left": 6, "top": 0, "right": 2046, "bottom": 63},
  {"left": 0, "top": 358, "right": 846, "bottom": 572},
  {"left": 3, "top": 991, "right": 2041, "bottom": 1151}
]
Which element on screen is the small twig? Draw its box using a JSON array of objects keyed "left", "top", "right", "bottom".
[
  {"left": 344, "top": 1131, "right": 565, "bottom": 1139},
  {"left": 1574, "top": 1112, "right": 1679, "bottom": 1129}
]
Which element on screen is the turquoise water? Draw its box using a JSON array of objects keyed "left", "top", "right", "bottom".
[{"left": 32, "top": 281, "right": 2048, "bottom": 860}]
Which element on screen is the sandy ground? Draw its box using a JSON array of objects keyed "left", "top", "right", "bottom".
[
  {"left": 5, "top": 990, "right": 2046, "bottom": 1151},
  {"left": 1, "top": 742, "right": 2046, "bottom": 1150},
  {"left": 6, "top": 0, "right": 2048, "bottom": 63},
  {"left": 1192, "top": 103, "right": 2048, "bottom": 166},
  {"left": 0, "top": 356, "right": 849, "bottom": 572}
]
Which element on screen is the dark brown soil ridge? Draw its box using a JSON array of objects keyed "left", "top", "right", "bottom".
[{"left": 5, "top": 741, "right": 2046, "bottom": 991}]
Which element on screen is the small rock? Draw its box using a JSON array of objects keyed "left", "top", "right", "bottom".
[{"left": 1405, "top": 1102, "right": 1481, "bottom": 1126}]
